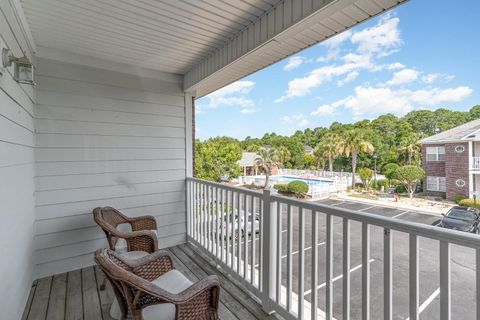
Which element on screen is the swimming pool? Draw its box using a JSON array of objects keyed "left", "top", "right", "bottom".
[{"left": 269, "top": 175, "right": 334, "bottom": 185}]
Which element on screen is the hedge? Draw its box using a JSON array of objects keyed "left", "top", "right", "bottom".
[
  {"left": 454, "top": 195, "right": 467, "bottom": 204},
  {"left": 273, "top": 184, "right": 288, "bottom": 192},
  {"left": 287, "top": 180, "right": 309, "bottom": 195},
  {"left": 458, "top": 198, "right": 480, "bottom": 208}
]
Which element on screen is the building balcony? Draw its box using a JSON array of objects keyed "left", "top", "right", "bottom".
[{"left": 472, "top": 157, "right": 480, "bottom": 170}]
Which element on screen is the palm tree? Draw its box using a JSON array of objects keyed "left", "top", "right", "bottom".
[
  {"left": 398, "top": 133, "right": 421, "bottom": 165},
  {"left": 254, "top": 147, "right": 280, "bottom": 188},
  {"left": 341, "top": 129, "right": 375, "bottom": 188},
  {"left": 276, "top": 146, "right": 291, "bottom": 168},
  {"left": 315, "top": 133, "right": 342, "bottom": 173}
]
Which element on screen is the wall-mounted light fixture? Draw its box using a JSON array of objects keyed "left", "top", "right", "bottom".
[{"left": 2, "top": 48, "right": 35, "bottom": 85}]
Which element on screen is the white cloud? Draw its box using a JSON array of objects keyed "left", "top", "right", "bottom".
[
  {"left": 199, "top": 80, "right": 255, "bottom": 113},
  {"left": 351, "top": 15, "right": 401, "bottom": 54},
  {"left": 312, "top": 85, "right": 473, "bottom": 118},
  {"left": 387, "top": 62, "right": 405, "bottom": 70},
  {"left": 386, "top": 68, "right": 419, "bottom": 85},
  {"left": 421, "top": 73, "right": 455, "bottom": 84},
  {"left": 282, "top": 114, "right": 311, "bottom": 127},
  {"left": 284, "top": 56, "right": 304, "bottom": 71},
  {"left": 277, "top": 16, "right": 403, "bottom": 102},
  {"left": 317, "top": 30, "right": 353, "bottom": 62},
  {"left": 240, "top": 107, "right": 256, "bottom": 114},
  {"left": 337, "top": 71, "right": 359, "bottom": 86},
  {"left": 311, "top": 101, "right": 343, "bottom": 116}
]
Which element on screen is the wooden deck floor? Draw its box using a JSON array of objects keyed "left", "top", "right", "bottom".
[{"left": 22, "top": 243, "right": 276, "bottom": 320}]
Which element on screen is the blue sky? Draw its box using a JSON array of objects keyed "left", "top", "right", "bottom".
[{"left": 196, "top": 0, "right": 480, "bottom": 140}]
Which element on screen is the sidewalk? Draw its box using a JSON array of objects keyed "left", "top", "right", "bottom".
[{"left": 331, "top": 192, "right": 453, "bottom": 216}]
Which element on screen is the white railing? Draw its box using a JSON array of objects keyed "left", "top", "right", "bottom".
[
  {"left": 187, "top": 177, "right": 480, "bottom": 320},
  {"left": 472, "top": 157, "right": 480, "bottom": 170},
  {"left": 279, "top": 168, "right": 352, "bottom": 178}
]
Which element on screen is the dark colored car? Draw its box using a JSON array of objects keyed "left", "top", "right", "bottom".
[{"left": 436, "top": 206, "right": 479, "bottom": 233}]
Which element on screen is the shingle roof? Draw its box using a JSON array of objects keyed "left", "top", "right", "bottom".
[
  {"left": 419, "top": 119, "right": 480, "bottom": 144},
  {"left": 238, "top": 152, "right": 258, "bottom": 167}
]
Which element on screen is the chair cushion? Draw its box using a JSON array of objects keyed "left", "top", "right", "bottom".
[
  {"left": 120, "top": 250, "right": 149, "bottom": 261},
  {"left": 115, "top": 227, "right": 158, "bottom": 254},
  {"left": 142, "top": 270, "right": 193, "bottom": 320}
]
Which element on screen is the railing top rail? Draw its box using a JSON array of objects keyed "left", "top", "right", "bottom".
[
  {"left": 187, "top": 177, "right": 263, "bottom": 197},
  {"left": 271, "top": 194, "right": 480, "bottom": 249}
]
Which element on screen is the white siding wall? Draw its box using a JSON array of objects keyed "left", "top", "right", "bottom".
[
  {"left": 34, "top": 58, "right": 187, "bottom": 277},
  {"left": 0, "top": 1, "right": 36, "bottom": 318}
]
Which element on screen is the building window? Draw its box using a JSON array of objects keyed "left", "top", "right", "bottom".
[
  {"left": 426, "top": 146, "right": 445, "bottom": 161},
  {"left": 427, "top": 176, "right": 446, "bottom": 192},
  {"left": 455, "top": 145, "right": 465, "bottom": 153},
  {"left": 455, "top": 179, "right": 466, "bottom": 187}
]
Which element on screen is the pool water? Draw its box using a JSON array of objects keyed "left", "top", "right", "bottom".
[{"left": 269, "top": 175, "right": 334, "bottom": 185}]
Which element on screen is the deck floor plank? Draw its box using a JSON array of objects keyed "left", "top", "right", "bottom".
[
  {"left": 170, "top": 245, "right": 259, "bottom": 320},
  {"left": 166, "top": 248, "right": 239, "bottom": 320},
  {"left": 46, "top": 273, "right": 67, "bottom": 320},
  {"left": 178, "top": 244, "right": 276, "bottom": 320},
  {"left": 94, "top": 265, "right": 115, "bottom": 320},
  {"left": 27, "top": 276, "right": 52, "bottom": 320},
  {"left": 65, "top": 269, "right": 83, "bottom": 320},
  {"left": 23, "top": 244, "right": 272, "bottom": 320},
  {"left": 21, "top": 280, "right": 37, "bottom": 320},
  {"left": 82, "top": 266, "right": 103, "bottom": 320}
]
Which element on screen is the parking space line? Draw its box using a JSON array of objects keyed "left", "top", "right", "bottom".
[
  {"left": 405, "top": 287, "right": 440, "bottom": 320},
  {"left": 359, "top": 205, "right": 377, "bottom": 212},
  {"left": 303, "top": 259, "right": 375, "bottom": 296},
  {"left": 281, "top": 242, "right": 326, "bottom": 259},
  {"left": 393, "top": 210, "right": 410, "bottom": 219}
]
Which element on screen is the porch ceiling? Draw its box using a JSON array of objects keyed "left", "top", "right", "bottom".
[
  {"left": 19, "top": 0, "right": 407, "bottom": 96},
  {"left": 20, "top": 0, "right": 281, "bottom": 74}
]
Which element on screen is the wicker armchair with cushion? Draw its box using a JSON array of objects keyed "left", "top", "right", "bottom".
[
  {"left": 93, "top": 206, "right": 159, "bottom": 259},
  {"left": 95, "top": 248, "right": 220, "bottom": 320}
]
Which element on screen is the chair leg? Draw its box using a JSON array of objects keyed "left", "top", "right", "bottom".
[{"left": 100, "top": 274, "right": 107, "bottom": 290}]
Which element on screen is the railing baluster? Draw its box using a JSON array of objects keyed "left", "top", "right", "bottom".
[
  {"left": 326, "top": 214, "right": 333, "bottom": 320},
  {"left": 237, "top": 191, "right": 242, "bottom": 274},
  {"left": 311, "top": 211, "right": 319, "bottom": 320},
  {"left": 207, "top": 185, "right": 211, "bottom": 252},
  {"left": 276, "top": 202, "right": 282, "bottom": 303},
  {"left": 231, "top": 191, "right": 236, "bottom": 269},
  {"left": 287, "top": 204, "right": 293, "bottom": 312},
  {"left": 226, "top": 190, "right": 231, "bottom": 267},
  {"left": 343, "top": 218, "right": 351, "bottom": 320},
  {"left": 384, "top": 228, "right": 392, "bottom": 320},
  {"left": 440, "top": 241, "right": 451, "bottom": 320},
  {"left": 250, "top": 195, "right": 255, "bottom": 284},
  {"left": 244, "top": 193, "right": 248, "bottom": 278},
  {"left": 298, "top": 208, "right": 305, "bottom": 319},
  {"left": 409, "top": 234, "right": 419, "bottom": 320},
  {"left": 477, "top": 248, "right": 480, "bottom": 320},
  {"left": 362, "top": 223, "right": 370, "bottom": 320},
  {"left": 215, "top": 187, "right": 219, "bottom": 258},
  {"left": 220, "top": 188, "right": 225, "bottom": 263},
  {"left": 258, "top": 196, "right": 263, "bottom": 290},
  {"left": 201, "top": 183, "right": 205, "bottom": 247}
]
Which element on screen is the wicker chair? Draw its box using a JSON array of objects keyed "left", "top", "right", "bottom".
[
  {"left": 93, "top": 206, "right": 159, "bottom": 255},
  {"left": 95, "top": 248, "right": 220, "bottom": 320}
]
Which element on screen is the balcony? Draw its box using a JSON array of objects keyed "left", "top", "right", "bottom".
[{"left": 472, "top": 157, "right": 480, "bottom": 170}]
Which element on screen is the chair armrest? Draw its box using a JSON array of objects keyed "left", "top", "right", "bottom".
[
  {"left": 128, "top": 215, "right": 157, "bottom": 231},
  {"left": 139, "top": 275, "right": 220, "bottom": 309},
  {"left": 131, "top": 250, "right": 174, "bottom": 280},
  {"left": 119, "top": 230, "right": 159, "bottom": 253}
]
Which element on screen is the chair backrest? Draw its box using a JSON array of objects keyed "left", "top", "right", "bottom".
[{"left": 93, "top": 207, "right": 129, "bottom": 250}]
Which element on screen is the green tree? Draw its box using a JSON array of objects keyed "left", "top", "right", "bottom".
[
  {"left": 398, "top": 133, "right": 421, "bottom": 165},
  {"left": 341, "top": 129, "right": 375, "bottom": 187},
  {"left": 195, "top": 137, "right": 242, "bottom": 181},
  {"left": 277, "top": 146, "right": 291, "bottom": 168},
  {"left": 383, "top": 163, "right": 400, "bottom": 186},
  {"left": 469, "top": 105, "right": 480, "bottom": 119},
  {"left": 358, "top": 168, "right": 374, "bottom": 189},
  {"left": 315, "top": 133, "right": 342, "bottom": 172},
  {"left": 254, "top": 147, "right": 281, "bottom": 188},
  {"left": 392, "top": 165, "right": 425, "bottom": 199}
]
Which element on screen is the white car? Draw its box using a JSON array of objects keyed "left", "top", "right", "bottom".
[{"left": 216, "top": 211, "right": 260, "bottom": 239}]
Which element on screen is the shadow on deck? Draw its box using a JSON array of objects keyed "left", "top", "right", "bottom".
[{"left": 22, "top": 243, "right": 277, "bottom": 320}]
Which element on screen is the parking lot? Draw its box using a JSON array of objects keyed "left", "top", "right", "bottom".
[{"left": 227, "top": 198, "right": 477, "bottom": 320}]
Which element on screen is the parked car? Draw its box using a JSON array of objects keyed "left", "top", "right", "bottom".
[
  {"left": 435, "top": 206, "right": 479, "bottom": 233},
  {"left": 216, "top": 211, "right": 260, "bottom": 239}
]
